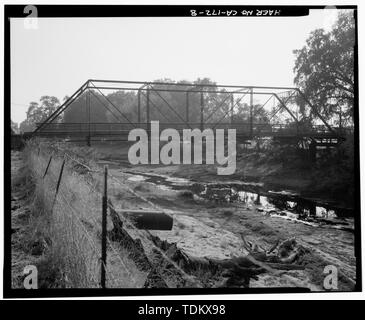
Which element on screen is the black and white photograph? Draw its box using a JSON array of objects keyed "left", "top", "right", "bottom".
[{"left": 3, "top": 4, "right": 361, "bottom": 298}]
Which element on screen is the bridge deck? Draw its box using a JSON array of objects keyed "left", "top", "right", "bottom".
[{"left": 33, "top": 122, "right": 346, "bottom": 141}]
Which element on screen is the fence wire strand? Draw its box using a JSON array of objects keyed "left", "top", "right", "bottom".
[
  {"left": 43, "top": 158, "right": 136, "bottom": 287},
  {"left": 61, "top": 153, "right": 198, "bottom": 284}
]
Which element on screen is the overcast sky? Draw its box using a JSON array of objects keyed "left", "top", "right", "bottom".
[{"left": 10, "top": 8, "right": 345, "bottom": 123}]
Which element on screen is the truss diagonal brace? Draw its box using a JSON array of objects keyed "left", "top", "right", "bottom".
[
  {"left": 90, "top": 82, "right": 136, "bottom": 128},
  {"left": 32, "top": 80, "right": 89, "bottom": 134},
  {"left": 212, "top": 90, "right": 250, "bottom": 129},
  {"left": 88, "top": 89, "right": 126, "bottom": 123},
  {"left": 296, "top": 89, "right": 336, "bottom": 134},
  {"left": 205, "top": 88, "right": 249, "bottom": 123},
  {"left": 268, "top": 91, "right": 297, "bottom": 122},
  {"left": 273, "top": 94, "right": 299, "bottom": 124},
  {"left": 149, "top": 86, "right": 192, "bottom": 129},
  {"left": 140, "top": 91, "right": 174, "bottom": 123}
]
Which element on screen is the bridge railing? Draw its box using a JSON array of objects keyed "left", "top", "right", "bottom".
[{"left": 34, "top": 122, "right": 344, "bottom": 138}]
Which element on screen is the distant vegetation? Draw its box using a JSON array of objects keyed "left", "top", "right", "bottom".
[
  {"left": 18, "top": 96, "right": 61, "bottom": 133},
  {"left": 293, "top": 11, "right": 355, "bottom": 127}
]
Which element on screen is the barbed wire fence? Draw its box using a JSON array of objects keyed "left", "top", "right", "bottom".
[
  {"left": 30, "top": 147, "right": 137, "bottom": 288},
  {"left": 31, "top": 144, "right": 200, "bottom": 288},
  {"left": 63, "top": 149, "right": 200, "bottom": 286}
]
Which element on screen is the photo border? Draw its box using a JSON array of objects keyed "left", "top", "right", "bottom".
[{"left": 3, "top": 4, "right": 361, "bottom": 298}]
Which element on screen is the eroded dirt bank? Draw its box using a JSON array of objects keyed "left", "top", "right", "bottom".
[{"left": 93, "top": 141, "right": 355, "bottom": 208}]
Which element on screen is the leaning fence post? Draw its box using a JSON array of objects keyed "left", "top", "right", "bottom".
[
  {"left": 101, "top": 165, "right": 108, "bottom": 288},
  {"left": 51, "top": 159, "right": 65, "bottom": 210},
  {"left": 43, "top": 155, "right": 53, "bottom": 179}
]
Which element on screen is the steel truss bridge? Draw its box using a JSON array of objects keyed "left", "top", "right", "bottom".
[{"left": 32, "top": 79, "right": 347, "bottom": 147}]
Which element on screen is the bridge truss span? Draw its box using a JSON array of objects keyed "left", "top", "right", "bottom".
[{"left": 32, "top": 79, "right": 345, "bottom": 145}]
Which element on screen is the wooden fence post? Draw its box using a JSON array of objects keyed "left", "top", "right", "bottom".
[
  {"left": 51, "top": 159, "right": 65, "bottom": 210},
  {"left": 101, "top": 165, "right": 108, "bottom": 288},
  {"left": 43, "top": 155, "right": 53, "bottom": 179}
]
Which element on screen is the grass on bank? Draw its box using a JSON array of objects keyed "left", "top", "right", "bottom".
[{"left": 12, "top": 138, "right": 146, "bottom": 288}]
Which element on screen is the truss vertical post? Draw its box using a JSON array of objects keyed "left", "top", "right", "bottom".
[
  {"left": 137, "top": 89, "right": 141, "bottom": 124},
  {"left": 186, "top": 91, "right": 189, "bottom": 123},
  {"left": 200, "top": 91, "right": 204, "bottom": 131},
  {"left": 146, "top": 88, "right": 150, "bottom": 135},
  {"left": 250, "top": 87, "right": 253, "bottom": 137},
  {"left": 230, "top": 94, "right": 234, "bottom": 124},
  {"left": 146, "top": 88, "right": 151, "bottom": 162},
  {"left": 87, "top": 86, "right": 91, "bottom": 146}
]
